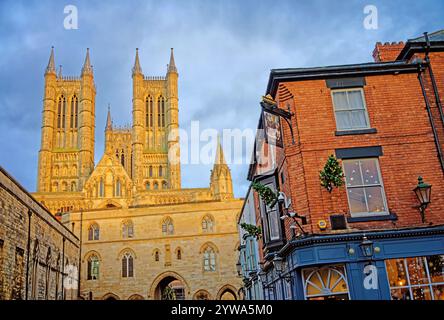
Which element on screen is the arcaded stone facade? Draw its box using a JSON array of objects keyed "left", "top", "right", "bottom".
[
  {"left": 0, "top": 166, "right": 79, "bottom": 300},
  {"left": 32, "top": 48, "right": 243, "bottom": 300}
]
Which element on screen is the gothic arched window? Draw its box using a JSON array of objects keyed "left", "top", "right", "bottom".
[
  {"left": 154, "top": 182, "right": 159, "bottom": 190},
  {"left": 146, "top": 96, "right": 153, "bottom": 127},
  {"left": 87, "top": 254, "right": 99, "bottom": 280},
  {"left": 176, "top": 248, "right": 182, "bottom": 260},
  {"left": 145, "top": 182, "right": 150, "bottom": 190},
  {"left": 121, "top": 252, "right": 134, "bottom": 278},
  {"left": 116, "top": 179, "right": 122, "bottom": 197},
  {"left": 121, "top": 151, "right": 125, "bottom": 167},
  {"left": 202, "top": 215, "right": 214, "bottom": 233},
  {"left": 159, "top": 166, "right": 163, "bottom": 177},
  {"left": 99, "top": 178, "right": 104, "bottom": 197},
  {"left": 158, "top": 96, "right": 165, "bottom": 127},
  {"left": 70, "top": 95, "right": 78, "bottom": 128},
  {"left": 203, "top": 246, "right": 216, "bottom": 272},
  {"left": 149, "top": 166, "right": 153, "bottom": 177},
  {"left": 162, "top": 217, "right": 174, "bottom": 236},
  {"left": 88, "top": 223, "right": 100, "bottom": 241},
  {"left": 57, "top": 96, "right": 66, "bottom": 128},
  {"left": 122, "top": 220, "right": 134, "bottom": 239}
]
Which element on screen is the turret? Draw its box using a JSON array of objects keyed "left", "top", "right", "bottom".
[
  {"left": 166, "top": 48, "right": 181, "bottom": 189},
  {"left": 79, "top": 48, "right": 96, "bottom": 189},
  {"left": 105, "top": 104, "right": 113, "bottom": 154},
  {"left": 131, "top": 48, "right": 145, "bottom": 188},
  {"left": 38, "top": 47, "right": 57, "bottom": 192},
  {"left": 210, "top": 136, "right": 233, "bottom": 200}
]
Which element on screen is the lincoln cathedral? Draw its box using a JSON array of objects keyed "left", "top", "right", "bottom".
[{"left": 0, "top": 47, "right": 243, "bottom": 300}]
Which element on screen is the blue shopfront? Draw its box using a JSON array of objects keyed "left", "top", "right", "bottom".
[{"left": 260, "top": 225, "right": 444, "bottom": 300}]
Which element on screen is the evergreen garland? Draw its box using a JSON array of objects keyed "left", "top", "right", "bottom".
[
  {"left": 251, "top": 181, "right": 278, "bottom": 207},
  {"left": 319, "top": 155, "right": 345, "bottom": 192},
  {"left": 240, "top": 223, "right": 262, "bottom": 240}
]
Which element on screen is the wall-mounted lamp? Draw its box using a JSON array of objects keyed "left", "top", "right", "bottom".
[
  {"left": 413, "top": 176, "right": 432, "bottom": 223},
  {"left": 272, "top": 254, "right": 291, "bottom": 282},
  {"left": 236, "top": 261, "right": 242, "bottom": 276},
  {"left": 359, "top": 236, "right": 374, "bottom": 258}
]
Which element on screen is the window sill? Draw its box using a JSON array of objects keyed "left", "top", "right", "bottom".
[
  {"left": 347, "top": 213, "right": 398, "bottom": 223},
  {"left": 335, "top": 128, "right": 377, "bottom": 136}
]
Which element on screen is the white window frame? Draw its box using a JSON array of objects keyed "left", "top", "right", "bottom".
[
  {"left": 302, "top": 265, "right": 350, "bottom": 300},
  {"left": 343, "top": 158, "right": 389, "bottom": 218},
  {"left": 331, "top": 88, "right": 371, "bottom": 131},
  {"left": 385, "top": 255, "right": 444, "bottom": 300}
]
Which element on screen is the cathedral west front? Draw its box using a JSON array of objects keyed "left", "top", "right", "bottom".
[{"left": 31, "top": 47, "right": 243, "bottom": 300}]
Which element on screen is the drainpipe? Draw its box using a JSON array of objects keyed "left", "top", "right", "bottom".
[
  {"left": 418, "top": 62, "right": 444, "bottom": 172},
  {"left": 423, "top": 32, "right": 444, "bottom": 129},
  {"left": 25, "top": 210, "right": 32, "bottom": 300}
]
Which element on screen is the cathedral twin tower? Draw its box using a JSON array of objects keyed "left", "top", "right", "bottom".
[
  {"left": 37, "top": 47, "right": 181, "bottom": 196},
  {"left": 37, "top": 47, "right": 233, "bottom": 215}
]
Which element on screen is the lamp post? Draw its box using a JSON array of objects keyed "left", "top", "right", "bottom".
[{"left": 413, "top": 176, "right": 432, "bottom": 223}]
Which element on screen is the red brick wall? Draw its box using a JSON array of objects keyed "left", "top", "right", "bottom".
[{"left": 276, "top": 71, "right": 444, "bottom": 236}]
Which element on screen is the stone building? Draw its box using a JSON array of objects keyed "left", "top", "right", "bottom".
[
  {"left": 32, "top": 47, "right": 243, "bottom": 300},
  {"left": 0, "top": 166, "right": 79, "bottom": 300}
]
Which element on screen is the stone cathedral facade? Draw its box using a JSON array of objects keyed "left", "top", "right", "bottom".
[{"left": 32, "top": 48, "right": 243, "bottom": 300}]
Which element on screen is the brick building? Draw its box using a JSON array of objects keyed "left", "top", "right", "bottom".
[
  {"left": 239, "top": 30, "right": 444, "bottom": 300},
  {"left": 0, "top": 166, "right": 79, "bottom": 300}
]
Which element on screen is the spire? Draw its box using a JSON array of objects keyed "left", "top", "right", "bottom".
[
  {"left": 214, "top": 135, "right": 227, "bottom": 166},
  {"left": 168, "top": 48, "right": 177, "bottom": 73},
  {"left": 45, "top": 46, "right": 56, "bottom": 74},
  {"left": 81, "top": 48, "right": 93, "bottom": 75},
  {"left": 106, "top": 104, "right": 112, "bottom": 130},
  {"left": 58, "top": 65, "right": 62, "bottom": 78},
  {"left": 132, "top": 48, "right": 142, "bottom": 76}
]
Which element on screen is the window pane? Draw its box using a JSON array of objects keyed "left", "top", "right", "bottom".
[
  {"left": 406, "top": 257, "right": 428, "bottom": 285},
  {"left": 332, "top": 92, "right": 349, "bottom": 110},
  {"left": 385, "top": 259, "right": 408, "bottom": 287},
  {"left": 335, "top": 111, "right": 351, "bottom": 130},
  {"left": 347, "top": 187, "right": 367, "bottom": 213},
  {"left": 365, "top": 186, "right": 386, "bottom": 213},
  {"left": 427, "top": 255, "right": 444, "bottom": 283},
  {"left": 347, "top": 90, "right": 364, "bottom": 110},
  {"left": 432, "top": 285, "right": 444, "bottom": 300},
  {"left": 390, "top": 288, "right": 411, "bottom": 300},
  {"left": 412, "top": 286, "right": 433, "bottom": 300},
  {"left": 350, "top": 110, "right": 368, "bottom": 128},
  {"left": 268, "top": 210, "right": 280, "bottom": 240},
  {"left": 344, "top": 160, "right": 363, "bottom": 187},
  {"left": 360, "top": 159, "right": 380, "bottom": 185}
]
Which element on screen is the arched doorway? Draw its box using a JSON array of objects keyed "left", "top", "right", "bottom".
[
  {"left": 217, "top": 285, "right": 238, "bottom": 300},
  {"left": 154, "top": 276, "right": 186, "bottom": 300},
  {"left": 102, "top": 293, "right": 120, "bottom": 300}
]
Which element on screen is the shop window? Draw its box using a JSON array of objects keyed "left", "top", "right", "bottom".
[
  {"left": 302, "top": 265, "right": 349, "bottom": 300},
  {"left": 385, "top": 255, "right": 444, "bottom": 300}
]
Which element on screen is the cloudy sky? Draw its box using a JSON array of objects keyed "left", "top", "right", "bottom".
[{"left": 0, "top": 0, "right": 443, "bottom": 198}]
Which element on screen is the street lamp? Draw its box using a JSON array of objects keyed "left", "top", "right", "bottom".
[
  {"left": 359, "top": 236, "right": 374, "bottom": 258},
  {"left": 236, "top": 261, "right": 242, "bottom": 276},
  {"left": 272, "top": 255, "right": 284, "bottom": 274},
  {"left": 413, "top": 176, "right": 432, "bottom": 223}
]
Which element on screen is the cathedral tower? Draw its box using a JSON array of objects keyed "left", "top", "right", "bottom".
[
  {"left": 37, "top": 47, "right": 95, "bottom": 193},
  {"left": 131, "top": 49, "right": 181, "bottom": 191}
]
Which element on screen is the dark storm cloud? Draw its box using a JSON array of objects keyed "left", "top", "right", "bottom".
[{"left": 0, "top": 0, "right": 443, "bottom": 198}]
